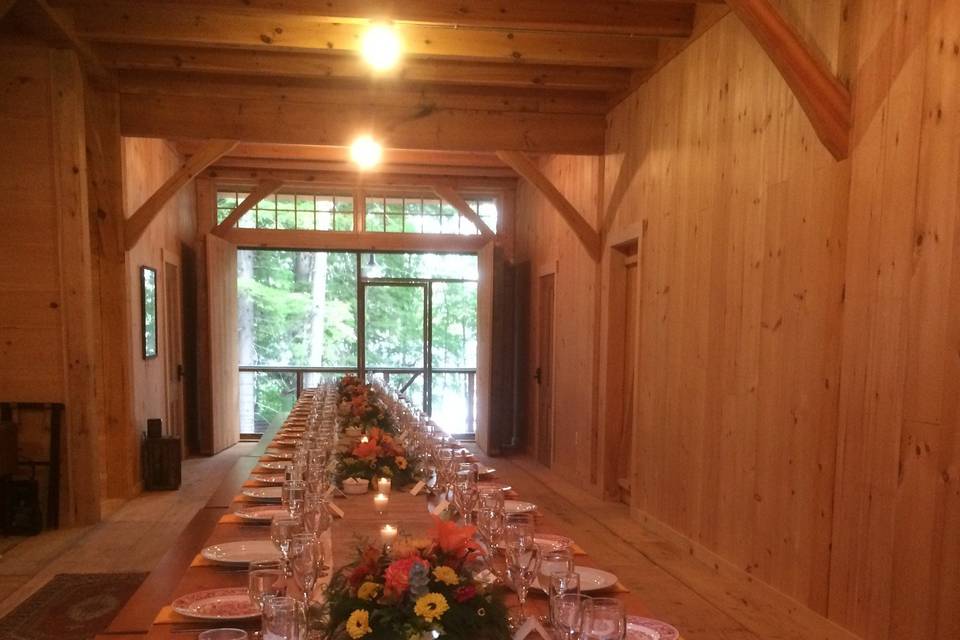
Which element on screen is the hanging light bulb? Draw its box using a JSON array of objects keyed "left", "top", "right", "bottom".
[
  {"left": 360, "top": 23, "right": 402, "bottom": 71},
  {"left": 350, "top": 135, "right": 382, "bottom": 170}
]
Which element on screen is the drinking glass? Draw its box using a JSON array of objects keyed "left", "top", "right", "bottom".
[
  {"left": 270, "top": 514, "right": 303, "bottom": 569},
  {"left": 261, "top": 595, "right": 302, "bottom": 640},
  {"left": 581, "top": 597, "right": 626, "bottom": 640},
  {"left": 505, "top": 528, "right": 541, "bottom": 626},
  {"left": 281, "top": 480, "right": 307, "bottom": 517},
  {"left": 453, "top": 468, "right": 479, "bottom": 524},
  {"left": 301, "top": 495, "right": 333, "bottom": 538},
  {"left": 248, "top": 560, "right": 285, "bottom": 613},
  {"left": 552, "top": 593, "right": 589, "bottom": 640},
  {"left": 538, "top": 548, "right": 575, "bottom": 593},
  {"left": 288, "top": 533, "right": 325, "bottom": 604},
  {"left": 549, "top": 571, "right": 581, "bottom": 627}
]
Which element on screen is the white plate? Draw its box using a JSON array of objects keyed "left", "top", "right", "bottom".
[
  {"left": 626, "top": 617, "right": 679, "bottom": 640},
  {"left": 200, "top": 540, "right": 280, "bottom": 566},
  {"left": 234, "top": 506, "right": 287, "bottom": 522},
  {"left": 265, "top": 450, "right": 293, "bottom": 460},
  {"left": 504, "top": 500, "right": 537, "bottom": 514},
  {"left": 249, "top": 473, "right": 285, "bottom": 485},
  {"left": 172, "top": 587, "right": 259, "bottom": 621},
  {"left": 242, "top": 486, "right": 282, "bottom": 502},
  {"left": 258, "top": 460, "right": 290, "bottom": 471},
  {"left": 534, "top": 566, "right": 618, "bottom": 593},
  {"left": 478, "top": 481, "right": 512, "bottom": 493},
  {"left": 476, "top": 464, "right": 496, "bottom": 476}
]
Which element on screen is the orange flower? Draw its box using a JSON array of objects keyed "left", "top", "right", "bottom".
[
  {"left": 429, "top": 515, "right": 479, "bottom": 558},
  {"left": 353, "top": 439, "right": 381, "bottom": 460},
  {"left": 383, "top": 556, "right": 429, "bottom": 597}
]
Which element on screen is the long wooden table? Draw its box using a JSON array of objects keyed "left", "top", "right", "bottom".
[{"left": 101, "top": 394, "right": 655, "bottom": 640}]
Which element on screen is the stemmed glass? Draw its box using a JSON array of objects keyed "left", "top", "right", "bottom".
[
  {"left": 270, "top": 513, "right": 303, "bottom": 573},
  {"left": 248, "top": 559, "right": 285, "bottom": 613},
  {"left": 281, "top": 480, "right": 307, "bottom": 517},
  {"left": 288, "top": 533, "right": 325, "bottom": 605},
  {"left": 476, "top": 490, "right": 505, "bottom": 551},
  {"left": 580, "top": 597, "right": 626, "bottom": 640},
  {"left": 505, "top": 523, "right": 541, "bottom": 626},
  {"left": 301, "top": 495, "right": 333, "bottom": 538},
  {"left": 453, "top": 468, "right": 479, "bottom": 524}
]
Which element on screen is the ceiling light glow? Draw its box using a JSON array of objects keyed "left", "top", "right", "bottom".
[
  {"left": 361, "top": 23, "right": 402, "bottom": 71},
  {"left": 350, "top": 135, "right": 382, "bottom": 170}
]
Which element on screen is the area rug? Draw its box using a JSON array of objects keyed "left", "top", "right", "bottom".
[{"left": 0, "top": 573, "right": 146, "bottom": 640}]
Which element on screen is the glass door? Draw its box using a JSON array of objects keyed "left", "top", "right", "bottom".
[{"left": 361, "top": 282, "right": 429, "bottom": 410}]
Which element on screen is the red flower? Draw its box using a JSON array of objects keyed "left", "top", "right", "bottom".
[
  {"left": 383, "top": 556, "right": 429, "bottom": 597},
  {"left": 352, "top": 439, "right": 381, "bottom": 460},
  {"left": 454, "top": 585, "right": 477, "bottom": 603}
]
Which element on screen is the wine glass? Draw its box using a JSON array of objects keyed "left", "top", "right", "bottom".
[
  {"left": 453, "top": 468, "right": 479, "bottom": 524},
  {"left": 553, "top": 593, "right": 589, "bottom": 640},
  {"left": 581, "top": 597, "right": 626, "bottom": 640},
  {"left": 248, "top": 559, "right": 285, "bottom": 613},
  {"left": 270, "top": 514, "right": 303, "bottom": 571},
  {"left": 302, "top": 495, "right": 333, "bottom": 538},
  {"left": 505, "top": 527, "right": 541, "bottom": 626},
  {"left": 288, "top": 533, "right": 325, "bottom": 605},
  {"left": 282, "top": 480, "right": 307, "bottom": 517}
]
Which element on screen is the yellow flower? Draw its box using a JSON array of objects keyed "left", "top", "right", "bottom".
[
  {"left": 432, "top": 566, "right": 460, "bottom": 586},
  {"left": 357, "top": 582, "right": 381, "bottom": 601},
  {"left": 396, "top": 456, "right": 408, "bottom": 470},
  {"left": 414, "top": 593, "right": 450, "bottom": 622},
  {"left": 346, "top": 609, "right": 372, "bottom": 639}
]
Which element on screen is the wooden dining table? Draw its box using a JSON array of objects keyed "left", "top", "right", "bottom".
[{"left": 98, "top": 391, "right": 659, "bottom": 640}]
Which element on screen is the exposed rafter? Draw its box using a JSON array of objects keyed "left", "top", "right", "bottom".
[
  {"left": 431, "top": 183, "right": 495, "bottom": 240},
  {"left": 726, "top": 0, "right": 850, "bottom": 160},
  {"left": 124, "top": 139, "right": 237, "bottom": 249},
  {"left": 73, "top": 4, "right": 662, "bottom": 68},
  {"left": 496, "top": 151, "right": 601, "bottom": 261},
  {"left": 211, "top": 178, "right": 283, "bottom": 238}
]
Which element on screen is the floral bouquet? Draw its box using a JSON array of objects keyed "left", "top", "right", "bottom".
[
  {"left": 323, "top": 517, "right": 510, "bottom": 640},
  {"left": 336, "top": 427, "right": 420, "bottom": 487},
  {"left": 337, "top": 376, "right": 398, "bottom": 434}
]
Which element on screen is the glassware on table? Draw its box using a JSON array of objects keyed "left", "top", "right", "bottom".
[
  {"left": 261, "top": 595, "right": 303, "bottom": 640},
  {"left": 538, "top": 548, "right": 575, "bottom": 592},
  {"left": 301, "top": 495, "right": 333, "bottom": 538},
  {"left": 281, "top": 480, "right": 307, "bottom": 517},
  {"left": 549, "top": 571, "right": 581, "bottom": 627},
  {"left": 552, "top": 593, "right": 589, "bottom": 640},
  {"left": 453, "top": 468, "right": 479, "bottom": 524},
  {"left": 248, "top": 559, "right": 285, "bottom": 613},
  {"left": 270, "top": 513, "right": 303, "bottom": 570},
  {"left": 580, "top": 597, "right": 626, "bottom": 640},
  {"left": 505, "top": 526, "right": 541, "bottom": 627},
  {"left": 288, "top": 533, "right": 325, "bottom": 605}
]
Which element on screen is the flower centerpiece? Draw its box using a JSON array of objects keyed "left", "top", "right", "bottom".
[
  {"left": 323, "top": 517, "right": 510, "bottom": 640},
  {"left": 336, "top": 427, "right": 420, "bottom": 488},
  {"left": 337, "top": 376, "right": 397, "bottom": 434}
]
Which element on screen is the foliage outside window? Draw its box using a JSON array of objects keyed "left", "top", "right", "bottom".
[{"left": 364, "top": 196, "right": 498, "bottom": 235}]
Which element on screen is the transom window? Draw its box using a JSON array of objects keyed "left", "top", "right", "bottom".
[
  {"left": 216, "top": 191, "right": 355, "bottom": 231},
  {"left": 364, "top": 196, "right": 498, "bottom": 235}
]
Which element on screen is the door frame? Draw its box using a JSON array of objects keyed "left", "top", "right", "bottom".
[
  {"left": 534, "top": 261, "right": 557, "bottom": 467},
  {"left": 161, "top": 248, "right": 185, "bottom": 455}
]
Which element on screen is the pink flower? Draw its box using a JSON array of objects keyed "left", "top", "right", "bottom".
[{"left": 454, "top": 585, "right": 477, "bottom": 603}]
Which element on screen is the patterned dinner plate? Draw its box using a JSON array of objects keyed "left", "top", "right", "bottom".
[
  {"left": 504, "top": 499, "right": 537, "bottom": 514},
  {"left": 242, "top": 486, "right": 282, "bottom": 502},
  {"left": 234, "top": 506, "right": 287, "bottom": 522},
  {"left": 626, "top": 616, "right": 680, "bottom": 640},
  {"left": 200, "top": 540, "right": 280, "bottom": 565},
  {"left": 172, "top": 587, "right": 259, "bottom": 620}
]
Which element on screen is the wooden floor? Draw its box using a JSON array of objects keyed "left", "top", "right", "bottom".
[
  {"left": 0, "top": 443, "right": 840, "bottom": 640},
  {"left": 0, "top": 442, "right": 255, "bottom": 618}
]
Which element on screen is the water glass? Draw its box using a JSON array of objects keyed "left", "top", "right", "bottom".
[
  {"left": 288, "top": 533, "right": 325, "bottom": 604},
  {"left": 552, "top": 593, "right": 589, "bottom": 640},
  {"left": 270, "top": 514, "right": 303, "bottom": 567},
  {"left": 302, "top": 495, "right": 333, "bottom": 537},
  {"left": 248, "top": 560, "right": 285, "bottom": 612},
  {"left": 581, "top": 597, "right": 626, "bottom": 640},
  {"left": 549, "top": 571, "right": 581, "bottom": 627},
  {"left": 505, "top": 529, "right": 541, "bottom": 625},
  {"left": 261, "top": 595, "right": 303, "bottom": 640},
  {"left": 539, "top": 548, "right": 575, "bottom": 592}
]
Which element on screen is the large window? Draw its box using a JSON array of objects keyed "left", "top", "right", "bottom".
[
  {"left": 238, "top": 251, "right": 478, "bottom": 437},
  {"left": 217, "top": 191, "right": 355, "bottom": 231}
]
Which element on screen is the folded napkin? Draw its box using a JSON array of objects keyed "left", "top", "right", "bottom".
[
  {"left": 189, "top": 553, "right": 219, "bottom": 567},
  {"left": 512, "top": 616, "right": 552, "bottom": 640}
]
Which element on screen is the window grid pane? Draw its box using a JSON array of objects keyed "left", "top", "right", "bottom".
[{"left": 216, "top": 190, "right": 354, "bottom": 232}]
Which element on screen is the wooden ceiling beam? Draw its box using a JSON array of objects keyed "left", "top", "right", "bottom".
[
  {"left": 94, "top": 43, "right": 635, "bottom": 92},
  {"left": 124, "top": 139, "right": 237, "bottom": 249},
  {"left": 497, "top": 150, "right": 601, "bottom": 261},
  {"left": 431, "top": 183, "right": 495, "bottom": 239},
  {"left": 205, "top": 166, "right": 517, "bottom": 193},
  {"left": 73, "top": 4, "right": 662, "bottom": 67},
  {"left": 726, "top": 0, "right": 850, "bottom": 160},
  {"left": 225, "top": 228, "right": 487, "bottom": 254},
  {"left": 211, "top": 178, "right": 283, "bottom": 237},
  {"left": 58, "top": 0, "right": 697, "bottom": 36},
  {"left": 212, "top": 157, "right": 517, "bottom": 179},
  {"left": 120, "top": 93, "right": 605, "bottom": 154}
]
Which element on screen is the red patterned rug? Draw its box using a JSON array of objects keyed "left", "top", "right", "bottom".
[{"left": 0, "top": 573, "right": 146, "bottom": 640}]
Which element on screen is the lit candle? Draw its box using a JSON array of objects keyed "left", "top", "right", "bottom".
[
  {"left": 377, "top": 477, "right": 392, "bottom": 494},
  {"left": 380, "top": 524, "right": 397, "bottom": 548},
  {"left": 373, "top": 492, "right": 389, "bottom": 514},
  {"left": 360, "top": 435, "right": 370, "bottom": 443}
]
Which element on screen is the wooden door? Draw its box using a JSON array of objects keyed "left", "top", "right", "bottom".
[
  {"left": 617, "top": 257, "right": 639, "bottom": 503},
  {"left": 536, "top": 272, "right": 555, "bottom": 467},
  {"left": 163, "top": 256, "right": 185, "bottom": 449},
  {"left": 201, "top": 234, "right": 238, "bottom": 454}
]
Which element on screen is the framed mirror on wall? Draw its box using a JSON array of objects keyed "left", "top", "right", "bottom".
[{"left": 141, "top": 266, "right": 158, "bottom": 359}]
